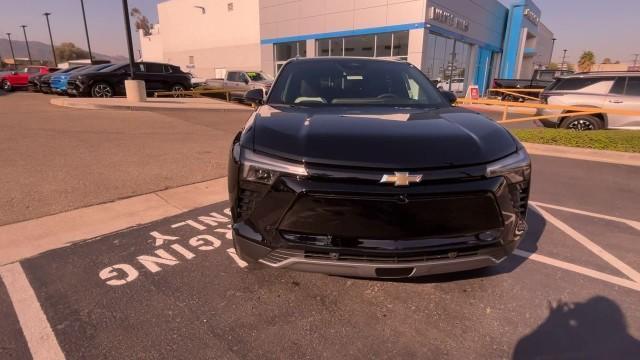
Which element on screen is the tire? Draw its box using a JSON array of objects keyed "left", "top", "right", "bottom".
[
  {"left": 560, "top": 115, "right": 603, "bottom": 131},
  {"left": 1, "top": 80, "right": 12, "bottom": 91},
  {"left": 170, "top": 84, "right": 186, "bottom": 98},
  {"left": 91, "top": 82, "right": 114, "bottom": 98}
]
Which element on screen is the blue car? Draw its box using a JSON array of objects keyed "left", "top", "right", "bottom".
[{"left": 51, "top": 64, "right": 111, "bottom": 95}]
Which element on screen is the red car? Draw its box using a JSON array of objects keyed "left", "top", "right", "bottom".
[{"left": 1, "top": 66, "right": 57, "bottom": 91}]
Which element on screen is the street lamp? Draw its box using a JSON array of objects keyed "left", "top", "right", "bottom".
[
  {"left": 19, "top": 25, "right": 33, "bottom": 65},
  {"left": 5, "top": 33, "right": 17, "bottom": 70},
  {"left": 43, "top": 12, "right": 58, "bottom": 66},
  {"left": 121, "top": 0, "right": 137, "bottom": 78},
  {"left": 79, "top": 0, "right": 94, "bottom": 61},
  {"left": 549, "top": 38, "right": 557, "bottom": 66}
]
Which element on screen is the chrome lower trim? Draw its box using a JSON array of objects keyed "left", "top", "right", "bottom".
[{"left": 259, "top": 249, "right": 505, "bottom": 278}]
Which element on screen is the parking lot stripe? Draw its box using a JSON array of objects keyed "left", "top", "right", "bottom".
[
  {"left": 226, "top": 248, "right": 248, "bottom": 268},
  {"left": 513, "top": 250, "right": 640, "bottom": 292},
  {"left": 0, "top": 263, "right": 65, "bottom": 360},
  {"left": 531, "top": 201, "right": 640, "bottom": 231},
  {"left": 532, "top": 204, "right": 640, "bottom": 284}
]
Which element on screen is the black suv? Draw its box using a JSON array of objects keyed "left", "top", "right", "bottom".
[{"left": 67, "top": 62, "right": 191, "bottom": 98}]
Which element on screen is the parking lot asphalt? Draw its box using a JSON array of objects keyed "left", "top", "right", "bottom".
[
  {"left": 0, "top": 92, "right": 251, "bottom": 226},
  {"left": 1, "top": 155, "right": 639, "bottom": 359}
]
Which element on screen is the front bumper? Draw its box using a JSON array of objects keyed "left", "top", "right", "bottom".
[
  {"left": 231, "top": 165, "right": 530, "bottom": 278},
  {"left": 234, "top": 232, "right": 516, "bottom": 278},
  {"left": 536, "top": 108, "right": 562, "bottom": 128}
]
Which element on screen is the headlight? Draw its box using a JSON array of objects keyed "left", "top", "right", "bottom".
[
  {"left": 241, "top": 149, "right": 307, "bottom": 184},
  {"left": 486, "top": 148, "right": 531, "bottom": 183}
]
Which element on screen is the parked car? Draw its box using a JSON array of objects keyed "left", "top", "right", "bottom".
[
  {"left": 51, "top": 64, "right": 110, "bottom": 95},
  {"left": 29, "top": 68, "right": 60, "bottom": 92},
  {"left": 437, "top": 78, "right": 465, "bottom": 94},
  {"left": 537, "top": 72, "right": 640, "bottom": 130},
  {"left": 1, "top": 66, "right": 58, "bottom": 91},
  {"left": 228, "top": 57, "right": 531, "bottom": 279},
  {"left": 204, "top": 70, "right": 273, "bottom": 100},
  {"left": 493, "top": 69, "right": 574, "bottom": 101},
  {"left": 39, "top": 66, "right": 86, "bottom": 94},
  {"left": 67, "top": 62, "right": 191, "bottom": 98}
]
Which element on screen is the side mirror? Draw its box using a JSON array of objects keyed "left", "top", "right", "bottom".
[
  {"left": 245, "top": 88, "right": 264, "bottom": 105},
  {"left": 243, "top": 77, "right": 250, "bottom": 85},
  {"left": 12, "top": 71, "right": 18, "bottom": 75},
  {"left": 440, "top": 90, "right": 457, "bottom": 105}
]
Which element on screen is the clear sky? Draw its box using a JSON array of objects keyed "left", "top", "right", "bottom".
[{"left": 1, "top": 0, "right": 638, "bottom": 64}]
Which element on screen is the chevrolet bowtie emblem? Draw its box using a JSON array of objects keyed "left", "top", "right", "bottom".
[{"left": 380, "top": 172, "right": 423, "bottom": 186}]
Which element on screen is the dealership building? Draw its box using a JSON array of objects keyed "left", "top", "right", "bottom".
[{"left": 140, "top": 0, "right": 554, "bottom": 95}]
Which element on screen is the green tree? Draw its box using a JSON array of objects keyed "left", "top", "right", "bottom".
[
  {"left": 130, "top": 8, "right": 152, "bottom": 36},
  {"left": 547, "top": 62, "right": 559, "bottom": 70},
  {"left": 55, "top": 42, "right": 90, "bottom": 62},
  {"left": 602, "top": 58, "right": 612, "bottom": 64},
  {"left": 578, "top": 51, "right": 596, "bottom": 72}
]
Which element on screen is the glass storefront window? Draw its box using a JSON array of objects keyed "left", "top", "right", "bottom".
[
  {"left": 274, "top": 40, "right": 306, "bottom": 73},
  {"left": 314, "top": 31, "right": 408, "bottom": 59},
  {"left": 425, "top": 32, "right": 472, "bottom": 95},
  {"left": 392, "top": 31, "right": 409, "bottom": 59},
  {"left": 376, "top": 33, "right": 392, "bottom": 58},
  {"left": 344, "top": 35, "right": 375, "bottom": 57}
]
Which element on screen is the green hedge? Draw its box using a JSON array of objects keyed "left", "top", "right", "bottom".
[{"left": 512, "top": 129, "right": 640, "bottom": 153}]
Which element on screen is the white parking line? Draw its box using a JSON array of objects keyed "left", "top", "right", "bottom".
[
  {"left": 0, "top": 262, "right": 65, "bottom": 360},
  {"left": 530, "top": 203, "right": 640, "bottom": 284},
  {"left": 226, "top": 248, "right": 248, "bottom": 269},
  {"left": 513, "top": 249, "right": 640, "bottom": 292},
  {"left": 531, "top": 201, "right": 640, "bottom": 231}
]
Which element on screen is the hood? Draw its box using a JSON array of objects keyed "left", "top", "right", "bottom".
[{"left": 250, "top": 105, "right": 517, "bottom": 169}]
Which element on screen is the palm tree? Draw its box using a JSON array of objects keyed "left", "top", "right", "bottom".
[{"left": 578, "top": 51, "right": 596, "bottom": 72}]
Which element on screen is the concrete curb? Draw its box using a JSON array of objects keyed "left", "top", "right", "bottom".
[
  {"left": 50, "top": 97, "right": 251, "bottom": 112},
  {"left": 0, "top": 178, "right": 229, "bottom": 265},
  {"left": 524, "top": 142, "right": 640, "bottom": 167}
]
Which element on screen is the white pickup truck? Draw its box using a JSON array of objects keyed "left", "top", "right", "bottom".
[{"left": 204, "top": 70, "right": 274, "bottom": 100}]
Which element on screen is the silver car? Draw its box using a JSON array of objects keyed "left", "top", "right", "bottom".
[{"left": 537, "top": 72, "right": 640, "bottom": 130}]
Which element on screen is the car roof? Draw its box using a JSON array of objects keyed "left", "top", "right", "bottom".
[
  {"left": 291, "top": 56, "right": 407, "bottom": 64},
  {"left": 563, "top": 71, "right": 640, "bottom": 78}
]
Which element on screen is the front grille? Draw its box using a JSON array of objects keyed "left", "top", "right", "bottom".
[{"left": 278, "top": 192, "right": 503, "bottom": 239}]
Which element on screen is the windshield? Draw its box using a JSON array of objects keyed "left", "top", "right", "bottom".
[
  {"left": 246, "top": 71, "right": 273, "bottom": 81},
  {"left": 99, "top": 64, "right": 126, "bottom": 73},
  {"left": 267, "top": 59, "right": 448, "bottom": 108}
]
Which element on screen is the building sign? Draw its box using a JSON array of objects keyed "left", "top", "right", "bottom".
[
  {"left": 523, "top": 8, "right": 540, "bottom": 25},
  {"left": 428, "top": 6, "right": 470, "bottom": 33}
]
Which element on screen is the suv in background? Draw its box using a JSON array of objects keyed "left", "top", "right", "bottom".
[
  {"left": 67, "top": 62, "right": 191, "bottom": 98},
  {"left": 538, "top": 72, "right": 640, "bottom": 130}
]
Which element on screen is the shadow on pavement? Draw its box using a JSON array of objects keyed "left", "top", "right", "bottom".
[
  {"left": 398, "top": 207, "right": 546, "bottom": 284},
  {"left": 513, "top": 296, "right": 640, "bottom": 359}
]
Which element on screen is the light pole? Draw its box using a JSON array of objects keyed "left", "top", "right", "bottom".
[
  {"left": 560, "top": 49, "right": 568, "bottom": 71},
  {"left": 43, "top": 12, "right": 58, "bottom": 66},
  {"left": 19, "top": 25, "right": 33, "bottom": 65},
  {"left": 5, "top": 33, "right": 17, "bottom": 69},
  {"left": 79, "top": 0, "right": 94, "bottom": 61},
  {"left": 121, "top": 0, "right": 137, "bottom": 79},
  {"left": 549, "top": 38, "right": 557, "bottom": 66}
]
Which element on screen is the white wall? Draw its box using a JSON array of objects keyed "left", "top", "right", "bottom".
[
  {"left": 139, "top": 26, "right": 163, "bottom": 62},
  {"left": 260, "top": 0, "right": 428, "bottom": 40},
  {"left": 140, "top": 0, "right": 262, "bottom": 79}
]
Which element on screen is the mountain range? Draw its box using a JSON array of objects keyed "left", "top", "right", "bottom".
[{"left": 0, "top": 38, "right": 127, "bottom": 63}]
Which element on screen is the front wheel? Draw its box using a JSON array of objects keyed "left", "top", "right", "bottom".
[
  {"left": 171, "top": 84, "right": 186, "bottom": 98},
  {"left": 561, "top": 115, "right": 603, "bottom": 131},
  {"left": 1, "top": 80, "right": 12, "bottom": 91},
  {"left": 91, "top": 82, "right": 114, "bottom": 98}
]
